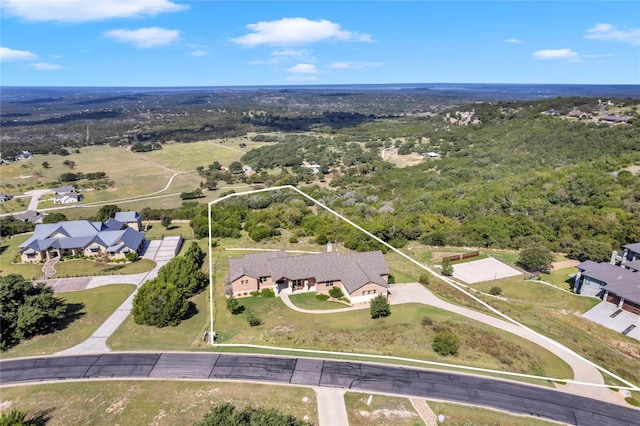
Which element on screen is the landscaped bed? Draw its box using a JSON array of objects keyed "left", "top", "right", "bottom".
[{"left": 288, "top": 291, "right": 350, "bottom": 310}]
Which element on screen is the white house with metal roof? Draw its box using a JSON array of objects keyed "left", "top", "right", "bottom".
[
  {"left": 225, "top": 250, "right": 390, "bottom": 304},
  {"left": 19, "top": 212, "right": 145, "bottom": 263}
]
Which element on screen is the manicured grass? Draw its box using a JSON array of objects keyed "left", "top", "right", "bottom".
[
  {"left": 108, "top": 290, "right": 210, "bottom": 351},
  {"left": 288, "top": 292, "right": 349, "bottom": 310},
  {"left": 1, "top": 284, "right": 135, "bottom": 358},
  {"left": 428, "top": 401, "right": 557, "bottom": 425},
  {"left": 539, "top": 267, "right": 576, "bottom": 291},
  {"left": 143, "top": 222, "right": 193, "bottom": 239},
  {"left": 0, "top": 380, "right": 318, "bottom": 426},
  {"left": 53, "top": 258, "right": 156, "bottom": 277},
  {"left": 344, "top": 392, "right": 424, "bottom": 426},
  {"left": 0, "top": 234, "right": 44, "bottom": 279}
]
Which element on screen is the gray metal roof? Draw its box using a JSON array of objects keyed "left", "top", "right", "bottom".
[
  {"left": 53, "top": 185, "right": 76, "bottom": 193},
  {"left": 228, "top": 250, "right": 389, "bottom": 294},
  {"left": 622, "top": 260, "right": 640, "bottom": 272},
  {"left": 115, "top": 211, "right": 141, "bottom": 222},
  {"left": 623, "top": 243, "right": 640, "bottom": 254}
]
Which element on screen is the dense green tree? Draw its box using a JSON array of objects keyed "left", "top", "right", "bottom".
[
  {"left": 0, "top": 274, "right": 67, "bottom": 350},
  {"left": 132, "top": 278, "right": 188, "bottom": 327},
  {"left": 517, "top": 245, "right": 554, "bottom": 274},
  {"left": 184, "top": 241, "right": 205, "bottom": 267},
  {"left": 94, "top": 204, "right": 121, "bottom": 222},
  {"left": 441, "top": 259, "right": 454, "bottom": 276},
  {"left": 370, "top": 294, "right": 391, "bottom": 319},
  {"left": 0, "top": 217, "right": 35, "bottom": 237},
  {"left": 567, "top": 240, "right": 612, "bottom": 262},
  {"left": 195, "top": 403, "right": 310, "bottom": 426},
  {"left": 161, "top": 215, "right": 172, "bottom": 228},
  {"left": 226, "top": 295, "right": 241, "bottom": 315},
  {"left": 156, "top": 256, "right": 207, "bottom": 297},
  {"left": 41, "top": 161, "right": 50, "bottom": 169},
  {"left": 42, "top": 212, "right": 68, "bottom": 224}
]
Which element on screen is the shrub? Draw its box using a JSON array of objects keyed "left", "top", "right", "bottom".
[
  {"left": 226, "top": 295, "right": 241, "bottom": 315},
  {"left": 315, "top": 294, "right": 329, "bottom": 301},
  {"left": 387, "top": 274, "right": 395, "bottom": 284},
  {"left": 195, "top": 403, "right": 310, "bottom": 426},
  {"left": 247, "top": 311, "right": 263, "bottom": 327},
  {"left": 0, "top": 409, "right": 27, "bottom": 426},
  {"left": 488, "top": 286, "right": 503, "bottom": 296},
  {"left": 289, "top": 235, "right": 299, "bottom": 243},
  {"left": 418, "top": 273, "right": 430, "bottom": 285},
  {"left": 432, "top": 331, "right": 460, "bottom": 356},
  {"left": 125, "top": 252, "right": 139, "bottom": 262},
  {"left": 250, "top": 291, "right": 260, "bottom": 297},
  {"left": 441, "top": 259, "right": 454, "bottom": 276},
  {"left": 421, "top": 316, "right": 433, "bottom": 326},
  {"left": 328, "top": 286, "right": 344, "bottom": 299},
  {"left": 261, "top": 288, "right": 275, "bottom": 298},
  {"left": 370, "top": 294, "right": 391, "bottom": 319}
]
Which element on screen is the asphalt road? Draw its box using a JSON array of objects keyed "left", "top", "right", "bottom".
[{"left": 1, "top": 353, "right": 638, "bottom": 426}]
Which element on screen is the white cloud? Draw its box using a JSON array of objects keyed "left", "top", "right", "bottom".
[
  {"left": 1, "top": 0, "right": 186, "bottom": 23},
  {"left": 187, "top": 49, "right": 207, "bottom": 57},
  {"left": 327, "top": 61, "right": 383, "bottom": 69},
  {"left": 104, "top": 27, "right": 180, "bottom": 48},
  {"left": 504, "top": 38, "right": 524, "bottom": 44},
  {"left": 30, "top": 62, "right": 62, "bottom": 70},
  {"left": 532, "top": 48, "right": 580, "bottom": 61},
  {"left": 585, "top": 23, "right": 640, "bottom": 45},
  {"left": 0, "top": 46, "right": 37, "bottom": 62},
  {"left": 287, "top": 63, "right": 319, "bottom": 74},
  {"left": 272, "top": 48, "right": 309, "bottom": 57},
  {"left": 285, "top": 75, "right": 318, "bottom": 82},
  {"left": 231, "top": 17, "right": 372, "bottom": 47}
]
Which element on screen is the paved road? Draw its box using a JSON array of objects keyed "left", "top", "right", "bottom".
[{"left": 1, "top": 353, "right": 638, "bottom": 426}]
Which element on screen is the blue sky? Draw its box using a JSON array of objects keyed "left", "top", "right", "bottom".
[{"left": 1, "top": 1, "right": 639, "bottom": 86}]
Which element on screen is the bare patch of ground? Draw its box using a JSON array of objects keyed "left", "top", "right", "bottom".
[
  {"left": 381, "top": 148, "right": 424, "bottom": 168},
  {"left": 551, "top": 260, "right": 580, "bottom": 270}
]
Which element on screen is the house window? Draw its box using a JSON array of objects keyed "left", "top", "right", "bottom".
[
  {"left": 259, "top": 276, "right": 268, "bottom": 283},
  {"left": 292, "top": 279, "right": 303, "bottom": 287},
  {"left": 325, "top": 281, "right": 334, "bottom": 287},
  {"left": 90, "top": 247, "right": 100, "bottom": 253},
  {"left": 27, "top": 252, "right": 36, "bottom": 259}
]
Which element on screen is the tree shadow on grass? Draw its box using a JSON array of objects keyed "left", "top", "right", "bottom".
[
  {"left": 27, "top": 408, "right": 54, "bottom": 426},
  {"left": 53, "top": 302, "right": 85, "bottom": 332},
  {"left": 183, "top": 301, "right": 199, "bottom": 321}
]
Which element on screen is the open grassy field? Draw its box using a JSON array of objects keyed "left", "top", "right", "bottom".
[
  {"left": 0, "top": 234, "right": 45, "bottom": 279},
  {"left": 344, "top": 392, "right": 424, "bottom": 426},
  {"left": 1, "top": 284, "right": 135, "bottom": 358},
  {"left": 0, "top": 380, "right": 318, "bottom": 426}
]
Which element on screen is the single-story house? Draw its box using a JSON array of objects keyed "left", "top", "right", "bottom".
[
  {"left": 19, "top": 213, "right": 145, "bottom": 263},
  {"left": 13, "top": 210, "right": 44, "bottom": 223},
  {"left": 226, "top": 250, "right": 390, "bottom": 304},
  {"left": 0, "top": 193, "right": 12, "bottom": 203},
  {"left": 575, "top": 260, "right": 640, "bottom": 316},
  {"left": 53, "top": 185, "right": 76, "bottom": 194},
  {"left": 54, "top": 192, "right": 83, "bottom": 204}
]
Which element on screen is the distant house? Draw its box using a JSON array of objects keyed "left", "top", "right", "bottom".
[
  {"left": 53, "top": 185, "right": 76, "bottom": 194},
  {"left": 225, "top": 250, "right": 390, "bottom": 304},
  {"left": 600, "top": 116, "right": 630, "bottom": 124},
  {"left": 301, "top": 161, "right": 321, "bottom": 174},
  {"left": 16, "top": 151, "right": 32, "bottom": 160},
  {"left": 19, "top": 215, "right": 145, "bottom": 263},
  {"left": 621, "top": 243, "right": 640, "bottom": 263},
  {"left": 421, "top": 152, "right": 439, "bottom": 158},
  {"left": 0, "top": 193, "right": 12, "bottom": 203},
  {"left": 13, "top": 210, "right": 44, "bottom": 223},
  {"left": 54, "top": 192, "right": 83, "bottom": 204}
]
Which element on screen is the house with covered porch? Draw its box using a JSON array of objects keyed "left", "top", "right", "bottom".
[
  {"left": 225, "top": 250, "right": 390, "bottom": 304},
  {"left": 19, "top": 212, "right": 145, "bottom": 263}
]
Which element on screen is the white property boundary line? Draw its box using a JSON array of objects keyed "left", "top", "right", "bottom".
[{"left": 207, "top": 185, "right": 640, "bottom": 392}]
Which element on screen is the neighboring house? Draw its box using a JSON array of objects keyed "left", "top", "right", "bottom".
[
  {"left": 226, "top": 250, "right": 390, "bottom": 304},
  {"left": 19, "top": 215, "right": 145, "bottom": 263},
  {"left": 575, "top": 260, "right": 640, "bottom": 316},
  {"left": 53, "top": 185, "right": 76, "bottom": 194},
  {"left": 13, "top": 210, "right": 44, "bottom": 223},
  {"left": 621, "top": 243, "right": 640, "bottom": 263},
  {"left": 54, "top": 192, "right": 83, "bottom": 204},
  {"left": 114, "top": 211, "right": 142, "bottom": 231},
  {"left": 0, "top": 193, "right": 12, "bottom": 203}
]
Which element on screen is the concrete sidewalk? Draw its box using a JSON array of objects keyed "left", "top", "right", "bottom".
[{"left": 315, "top": 387, "right": 349, "bottom": 426}]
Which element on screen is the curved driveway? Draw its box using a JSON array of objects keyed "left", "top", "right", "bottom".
[{"left": 1, "top": 353, "right": 638, "bottom": 426}]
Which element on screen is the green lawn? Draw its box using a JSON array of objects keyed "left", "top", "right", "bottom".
[
  {"left": 108, "top": 290, "right": 210, "bottom": 351},
  {"left": 539, "top": 267, "right": 576, "bottom": 291},
  {"left": 143, "top": 222, "right": 193, "bottom": 240},
  {"left": 288, "top": 292, "right": 350, "bottom": 310},
  {"left": 1, "top": 284, "right": 135, "bottom": 358},
  {"left": 0, "top": 235, "right": 44, "bottom": 279},
  {"left": 0, "top": 380, "right": 317, "bottom": 426},
  {"left": 344, "top": 392, "right": 424, "bottom": 426},
  {"left": 428, "top": 401, "right": 557, "bottom": 425},
  {"left": 53, "top": 258, "right": 155, "bottom": 277}
]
